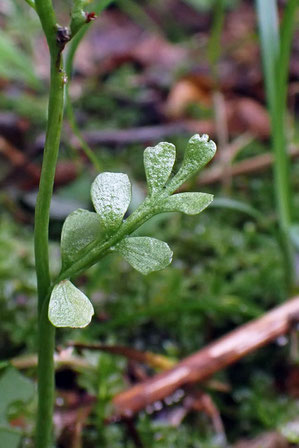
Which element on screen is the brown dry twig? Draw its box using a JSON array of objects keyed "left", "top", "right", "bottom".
[
  {"left": 10, "top": 350, "right": 91, "bottom": 371},
  {"left": 70, "top": 127, "right": 299, "bottom": 187},
  {"left": 76, "top": 121, "right": 214, "bottom": 146},
  {"left": 197, "top": 144, "right": 299, "bottom": 186},
  {"left": 112, "top": 296, "right": 299, "bottom": 417},
  {"left": 68, "top": 342, "right": 175, "bottom": 371}
]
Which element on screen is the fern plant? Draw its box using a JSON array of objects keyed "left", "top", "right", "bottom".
[
  {"left": 22, "top": 0, "right": 217, "bottom": 445},
  {"left": 48, "top": 135, "right": 216, "bottom": 328}
]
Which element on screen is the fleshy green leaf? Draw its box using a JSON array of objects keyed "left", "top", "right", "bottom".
[
  {"left": 144, "top": 142, "right": 176, "bottom": 196},
  {"left": 48, "top": 280, "right": 94, "bottom": 328},
  {"left": 61, "top": 209, "right": 101, "bottom": 270},
  {"left": 116, "top": 237, "right": 173, "bottom": 275},
  {"left": 159, "top": 192, "right": 213, "bottom": 215},
  {"left": 91, "top": 172, "right": 131, "bottom": 233},
  {"left": 177, "top": 134, "right": 216, "bottom": 181}
]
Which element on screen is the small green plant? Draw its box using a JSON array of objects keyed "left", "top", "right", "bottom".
[
  {"left": 23, "top": 0, "right": 216, "bottom": 445},
  {"left": 48, "top": 135, "right": 216, "bottom": 328},
  {"left": 44, "top": 135, "right": 215, "bottom": 443}
]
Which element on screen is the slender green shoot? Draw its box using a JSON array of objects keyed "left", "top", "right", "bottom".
[
  {"left": 65, "top": 100, "right": 102, "bottom": 171},
  {"left": 256, "top": 0, "right": 297, "bottom": 291},
  {"left": 24, "top": 0, "right": 218, "bottom": 445},
  {"left": 32, "top": 0, "right": 108, "bottom": 444},
  {"left": 117, "top": 0, "right": 161, "bottom": 35},
  {"left": 33, "top": 0, "right": 66, "bottom": 441},
  {"left": 208, "top": 0, "right": 225, "bottom": 84},
  {"left": 279, "top": 0, "right": 298, "bottom": 115},
  {"left": 24, "top": 0, "right": 36, "bottom": 10},
  {"left": 65, "top": 0, "right": 115, "bottom": 171}
]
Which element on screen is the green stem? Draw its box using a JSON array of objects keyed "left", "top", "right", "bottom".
[
  {"left": 66, "top": 0, "right": 116, "bottom": 76},
  {"left": 278, "top": 0, "right": 298, "bottom": 290},
  {"left": 256, "top": 0, "right": 296, "bottom": 291},
  {"left": 35, "top": 59, "right": 65, "bottom": 445},
  {"left": 34, "top": 0, "right": 66, "bottom": 444},
  {"left": 24, "top": 0, "right": 36, "bottom": 11},
  {"left": 33, "top": 0, "right": 115, "bottom": 445},
  {"left": 208, "top": 0, "right": 225, "bottom": 85},
  {"left": 66, "top": 0, "right": 117, "bottom": 78},
  {"left": 117, "top": 0, "right": 161, "bottom": 34},
  {"left": 34, "top": 0, "right": 57, "bottom": 57},
  {"left": 65, "top": 98, "right": 102, "bottom": 171},
  {"left": 35, "top": 59, "right": 65, "bottom": 310},
  {"left": 279, "top": 0, "right": 298, "bottom": 112},
  {"left": 65, "top": 0, "right": 115, "bottom": 170},
  {"left": 36, "top": 299, "right": 55, "bottom": 447}
]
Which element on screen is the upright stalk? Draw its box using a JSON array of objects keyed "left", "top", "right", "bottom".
[
  {"left": 256, "top": 0, "right": 297, "bottom": 291},
  {"left": 64, "top": 0, "right": 115, "bottom": 171},
  {"left": 208, "top": 0, "right": 225, "bottom": 85},
  {"left": 34, "top": 0, "right": 67, "bottom": 444},
  {"left": 32, "top": 0, "right": 115, "bottom": 443}
]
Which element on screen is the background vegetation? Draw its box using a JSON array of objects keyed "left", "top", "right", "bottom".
[{"left": 0, "top": 0, "right": 298, "bottom": 446}]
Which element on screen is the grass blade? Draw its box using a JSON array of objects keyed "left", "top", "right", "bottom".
[{"left": 256, "top": 0, "right": 297, "bottom": 290}]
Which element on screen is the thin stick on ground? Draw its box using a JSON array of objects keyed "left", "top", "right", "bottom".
[
  {"left": 112, "top": 296, "right": 299, "bottom": 417},
  {"left": 197, "top": 145, "right": 299, "bottom": 186}
]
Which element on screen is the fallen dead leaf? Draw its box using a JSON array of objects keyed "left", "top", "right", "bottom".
[
  {"left": 165, "top": 74, "right": 213, "bottom": 119},
  {"left": 226, "top": 97, "right": 270, "bottom": 139}
]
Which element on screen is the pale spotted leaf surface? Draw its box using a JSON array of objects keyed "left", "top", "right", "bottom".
[
  {"left": 91, "top": 172, "right": 131, "bottom": 233},
  {"left": 116, "top": 237, "right": 173, "bottom": 275},
  {"left": 48, "top": 280, "right": 94, "bottom": 328},
  {"left": 178, "top": 134, "right": 216, "bottom": 181},
  {"left": 61, "top": 209, "right": 101, "bottom": 270},
  {"left": 159, "top": 192, "right": 213, "bottom": 215},
  {"left": 144, "top": 142, "right": 176, "bottom": 196}
]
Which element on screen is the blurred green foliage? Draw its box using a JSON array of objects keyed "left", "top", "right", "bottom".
[
  {"left": 0, "top": 367, "right": 35, "bottom": 447},
  {"left": 0, "top": 0, "right": 299, "bottom": 445},
  {"left": 1, "top": 165, "right": 296, "bottom": 444},
  {"left": 183, "top": 0, "right": 239, "bottom": 11},
  {"left": 0, "top": 0, "right": 41, "bottom": 88}
]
